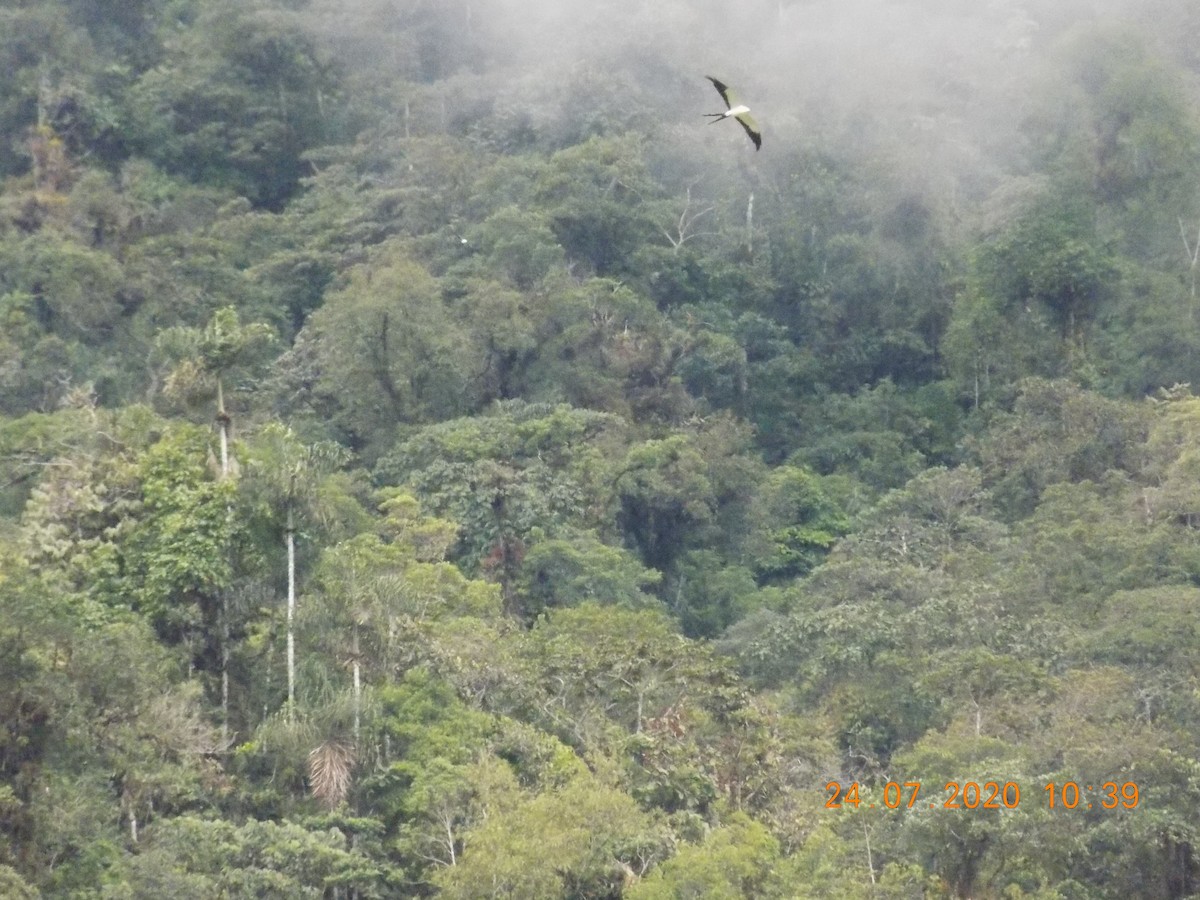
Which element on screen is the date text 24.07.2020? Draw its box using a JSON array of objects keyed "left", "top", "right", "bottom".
[{"left": 825, "top": 780, "right": 1140, "bottom": 810}]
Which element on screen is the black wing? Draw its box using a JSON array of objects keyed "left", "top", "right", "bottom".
[
  {"left": 736, "top": 116, "right": 762, "bottom": 150},
  {"left": 705, "top": 75, "right": 734, "bottom": 110}
]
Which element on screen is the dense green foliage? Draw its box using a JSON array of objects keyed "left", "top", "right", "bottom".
[{"left": 4, "top": 0, "right": 1200, "bottom": 896}]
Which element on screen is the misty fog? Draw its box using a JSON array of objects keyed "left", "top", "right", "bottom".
[{"left": 302, "top": 0, "right": 1198, "bottom": 244}]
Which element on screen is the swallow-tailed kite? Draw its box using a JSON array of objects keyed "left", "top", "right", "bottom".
[{"left": 704, "top": 76, "right": 761, "bottom": 150}]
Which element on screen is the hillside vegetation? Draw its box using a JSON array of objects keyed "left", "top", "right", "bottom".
[{"left": 4, "top": 0, "right": 1200, "bottom": 896}]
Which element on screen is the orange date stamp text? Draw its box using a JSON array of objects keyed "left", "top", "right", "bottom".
[{"left": 825, "top": 780, "right": 1140, "bottom": 811}]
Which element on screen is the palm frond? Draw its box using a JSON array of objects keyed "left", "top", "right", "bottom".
[{"left": 307, "top": 739, "right": 356, "bottom": 809}]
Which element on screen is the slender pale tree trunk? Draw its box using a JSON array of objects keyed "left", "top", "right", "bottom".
[
  {"left": 216, "top": 376, "right": 232, "bottom": 745},
  {"left": 216, "top": 379, "right": 229, "bottom": 474},
  {"left": 221, "top": 616, "right": 230, "bottom": 741},
  {"left": 352, "top": 626, "right": 362, "bottom": 744},
  {"left": 286, "top": 502, "right": 297, "bottom": 719},
  {"left": 124, "top": 788, "right": 138, "bottom": 844},
  {"left": 863, "top": 823, "right": 876, "bottom": 885},
  {"left": 745, "top": 192, "right": 754, "bottom": 253},
  {"left": 220, "top": 610, "right": 230, "bottom": 744}
]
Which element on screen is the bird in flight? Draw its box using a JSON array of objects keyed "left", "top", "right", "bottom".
[{"left": 704, "top": 76, "right": 761, "bottom": 150}]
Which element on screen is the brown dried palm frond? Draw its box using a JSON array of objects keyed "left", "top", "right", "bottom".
[{"left": 307, "top": 739, "right": 356, "bottom": 809}]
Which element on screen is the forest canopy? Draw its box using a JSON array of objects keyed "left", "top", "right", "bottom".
[{"left": 3, "top": 0, "right": 1200, "bottom": 897}]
